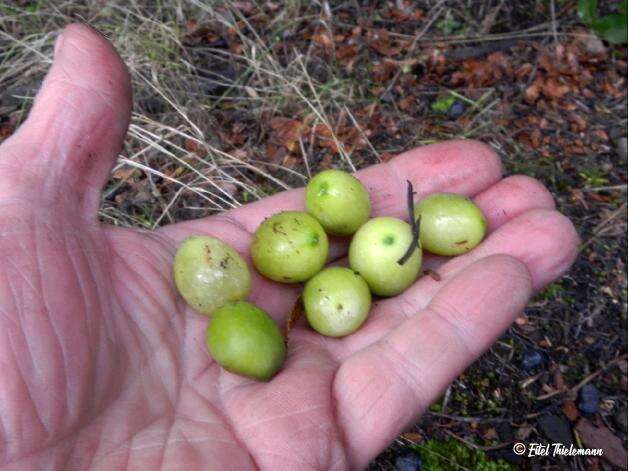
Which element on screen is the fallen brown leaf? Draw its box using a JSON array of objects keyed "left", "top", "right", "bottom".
[
  {"left": 576, "top": 418, "right": 627, "bottom": 469},
  {"left": 562, "top": 401, "right": 579, "bottom": 421}
]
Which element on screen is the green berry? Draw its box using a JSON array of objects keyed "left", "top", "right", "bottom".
[
  {"left": 206, "top": 301, "right": 286, "bottom": 381},
  {"left": 303, "top": 267, "right": 372, "bottom": 337},
  {"left": 305, "top": 169, "right": 371, "bottom": 236},
  {"left": 349, "top": 217, "right": 422, "bottom": 297},
  {"left": 251, "top": 211, "right": 329, "bottom": 283},
  {"left": 414, "top": 193, "right": 487, "bottom": 256},
  {"left": 173, "top": 236, "right": 250, "bottom": 315}
]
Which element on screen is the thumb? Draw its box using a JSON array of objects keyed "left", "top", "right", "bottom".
[{"left": 0, "top": 23, "right": 132, "bottom": 217}]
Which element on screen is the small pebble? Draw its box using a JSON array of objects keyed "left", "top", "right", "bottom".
[
  {"left": 584, "top": 36, "right": 607, "bottom": 55},
  {"left": 521, "top": 349, "right": 544, "bottom": 370},
  {"left": 578, "top": 384, "right": 600, "bottom": 414},
  {"left": 395, "top": 453, "right": 422, "bottom": 471},
  {"left": 448, "top": 101, "right": 465, "bottom": 119}
]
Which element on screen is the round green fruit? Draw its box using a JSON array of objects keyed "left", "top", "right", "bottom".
[
  {"left": 173, "top": 236, "right": 251, "bottom": 315},
  {"left": 305, "top": 169, "right": 371, "bottom": 236},
  {"left": 414, "top": 192, "right": 487, "bottom": 256},
  {"left": 303, "top": 267, "right": 372, "bottom": 337},
  {"left": 251, "top": 211, "right": 329, "bottom": 283},
  {"left": 206, "top": 301, "right": 286, "bottom": 381},
  {"left": 348, "top": 217, "right": 422, "bottom": 297}
]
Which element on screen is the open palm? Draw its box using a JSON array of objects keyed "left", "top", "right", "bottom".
[{"left": 0, "top": 25, "right": 579, "bottom": 470}]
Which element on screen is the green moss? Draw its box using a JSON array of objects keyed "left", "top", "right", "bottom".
[
  {"left": 536, "top": 280, "right": 566, "bottom": 301},
  {"left": 411, "top": 440, "right": 515, "bottom": 471}
]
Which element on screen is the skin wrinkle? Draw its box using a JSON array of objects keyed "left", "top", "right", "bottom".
[
  {"left": 5, "top": 280, "right": 38, "bottom": 416},
  {"left": 319, "top": 402, "right": 348, "bottom": 470},
  {"left": 422, "top": 304, "right": 477, "bottom": 358},
  {"left": 120, "top": 430, "right": 131, "bottom": 471},
  {"left": 111, "top": 242, "right": 171, "bottom": 319},
  {"left": 69, "top": 233, "right": 113, "bottom": 422},
  {"left": 106, "top": 231, "right": 180, "bottom": 316},
  {"left": 0, "top": 397, "right": 7, "bottom": 460},
  {"left": 155, "top": 416, "right": 176, "bottom": 471},
  {"left": 180, "top": 310, "right": 216, "bottom": 382},
  {"left": 61, "top": 228, "right": 94, "bottom": 427},
  {"left": 6, "top": 331, "right": 49, "bottom": 452},
  {"left": 86, "top": 401, "right": 164, "bottom": 466},
  {"left": 391, "top": 294, "right": 421, "bottom": 321},
  {"left": 214, "top": 388, "right": 260, "bottom": 470},
  {"left": 368, "top": 340, "right": 425, "bottom": 415},
  {"left": 34, "top": 217, "right": 72, "bottom": 438},
  {"left": 147, "top": 341, "right": 181, "bottom": 408},
  {"left": 117, "top": 258, "right": 173, "bottom": 327},
  {"left": 6, "top": 230, "right": 55, "bottom": 449},
  {"left": 78, "top": 273, "right": 123, "bottom": 404},
  {"left": 3, "top": 270, "right": 43, "bottom": 457},
  {"left": 4, "top": 257, "right": 38, "bottom": 296},
  {"left": 76, "top": 429, "right": 105, "bottom": 471},
  {"left": 111, "top": 301, "right": 152, "bottom": 373},
  {"left": 114, "top": 273, "right": 182, "bottom": 371},
  {"left": 108, "top": 428, "right": 241, "bottom": 453},
  {"left": 68, "top": 420, "right": 101, "bottom": 470},
  {"left": 173, "top": 428, "right": 202, "bottom": 466},
  {"left": 175, "top": 389, "right": 224, "bottom": 426},
  {"left": 0, "top": 334, "right": 16, "bottom": 458},
  {"left": 190, "top": 359, "right": 214, "bottom": 384},
  {"left": 114, "top": 250, "right": 176, "bottom": 318},
  {"left": 239, "top": 404, "right": 328, "bottom": 431},
  {"left": 3, "top": 262, "right": 28, "bottom": 330},
  {"left": 89, "top": 413, "right": 170, "bottom": 464}
]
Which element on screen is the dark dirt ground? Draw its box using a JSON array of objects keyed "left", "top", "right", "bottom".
[{"left": 1, "top": 1, "right": 626, "bottom": 469}]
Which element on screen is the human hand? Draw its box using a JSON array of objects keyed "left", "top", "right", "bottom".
[{"left": 0, "top": 25, "right": 578, "bottom": 470}]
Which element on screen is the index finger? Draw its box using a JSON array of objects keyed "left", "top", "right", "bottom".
[{"left": 229, "top": 139, "right": 502, "bottom": 233}]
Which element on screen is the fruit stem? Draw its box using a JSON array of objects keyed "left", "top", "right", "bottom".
[{"left": 397, "top": 180, "right": 421, "bottom": 265}]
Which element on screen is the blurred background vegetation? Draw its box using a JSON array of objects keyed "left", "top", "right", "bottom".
[{"left": 1, "top": 1, "right": 626, "bottom": 469}]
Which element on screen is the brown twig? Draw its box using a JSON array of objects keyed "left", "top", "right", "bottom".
[
  {"left": 535, "top": 354, "right": 627, "bottom": 401},
  {"left": 445, "top": 430, "right": 511, "bottom": 452},
  {"left": 580, "top": 203, "right": 627, "bottom": 251},
  {"left": 398, "top": 180, "right": 421, "bottom": 265}
]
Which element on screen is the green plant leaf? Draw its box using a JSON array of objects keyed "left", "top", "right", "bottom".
[
  {"left": 578, "top": 0, "right": 598, "bottom": 24},
  {"left": 431, "top": 94, "right": 456, "bottom": 114},
  {"left": 593, "top": 14, "right": 628, "bottom": 44}
]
